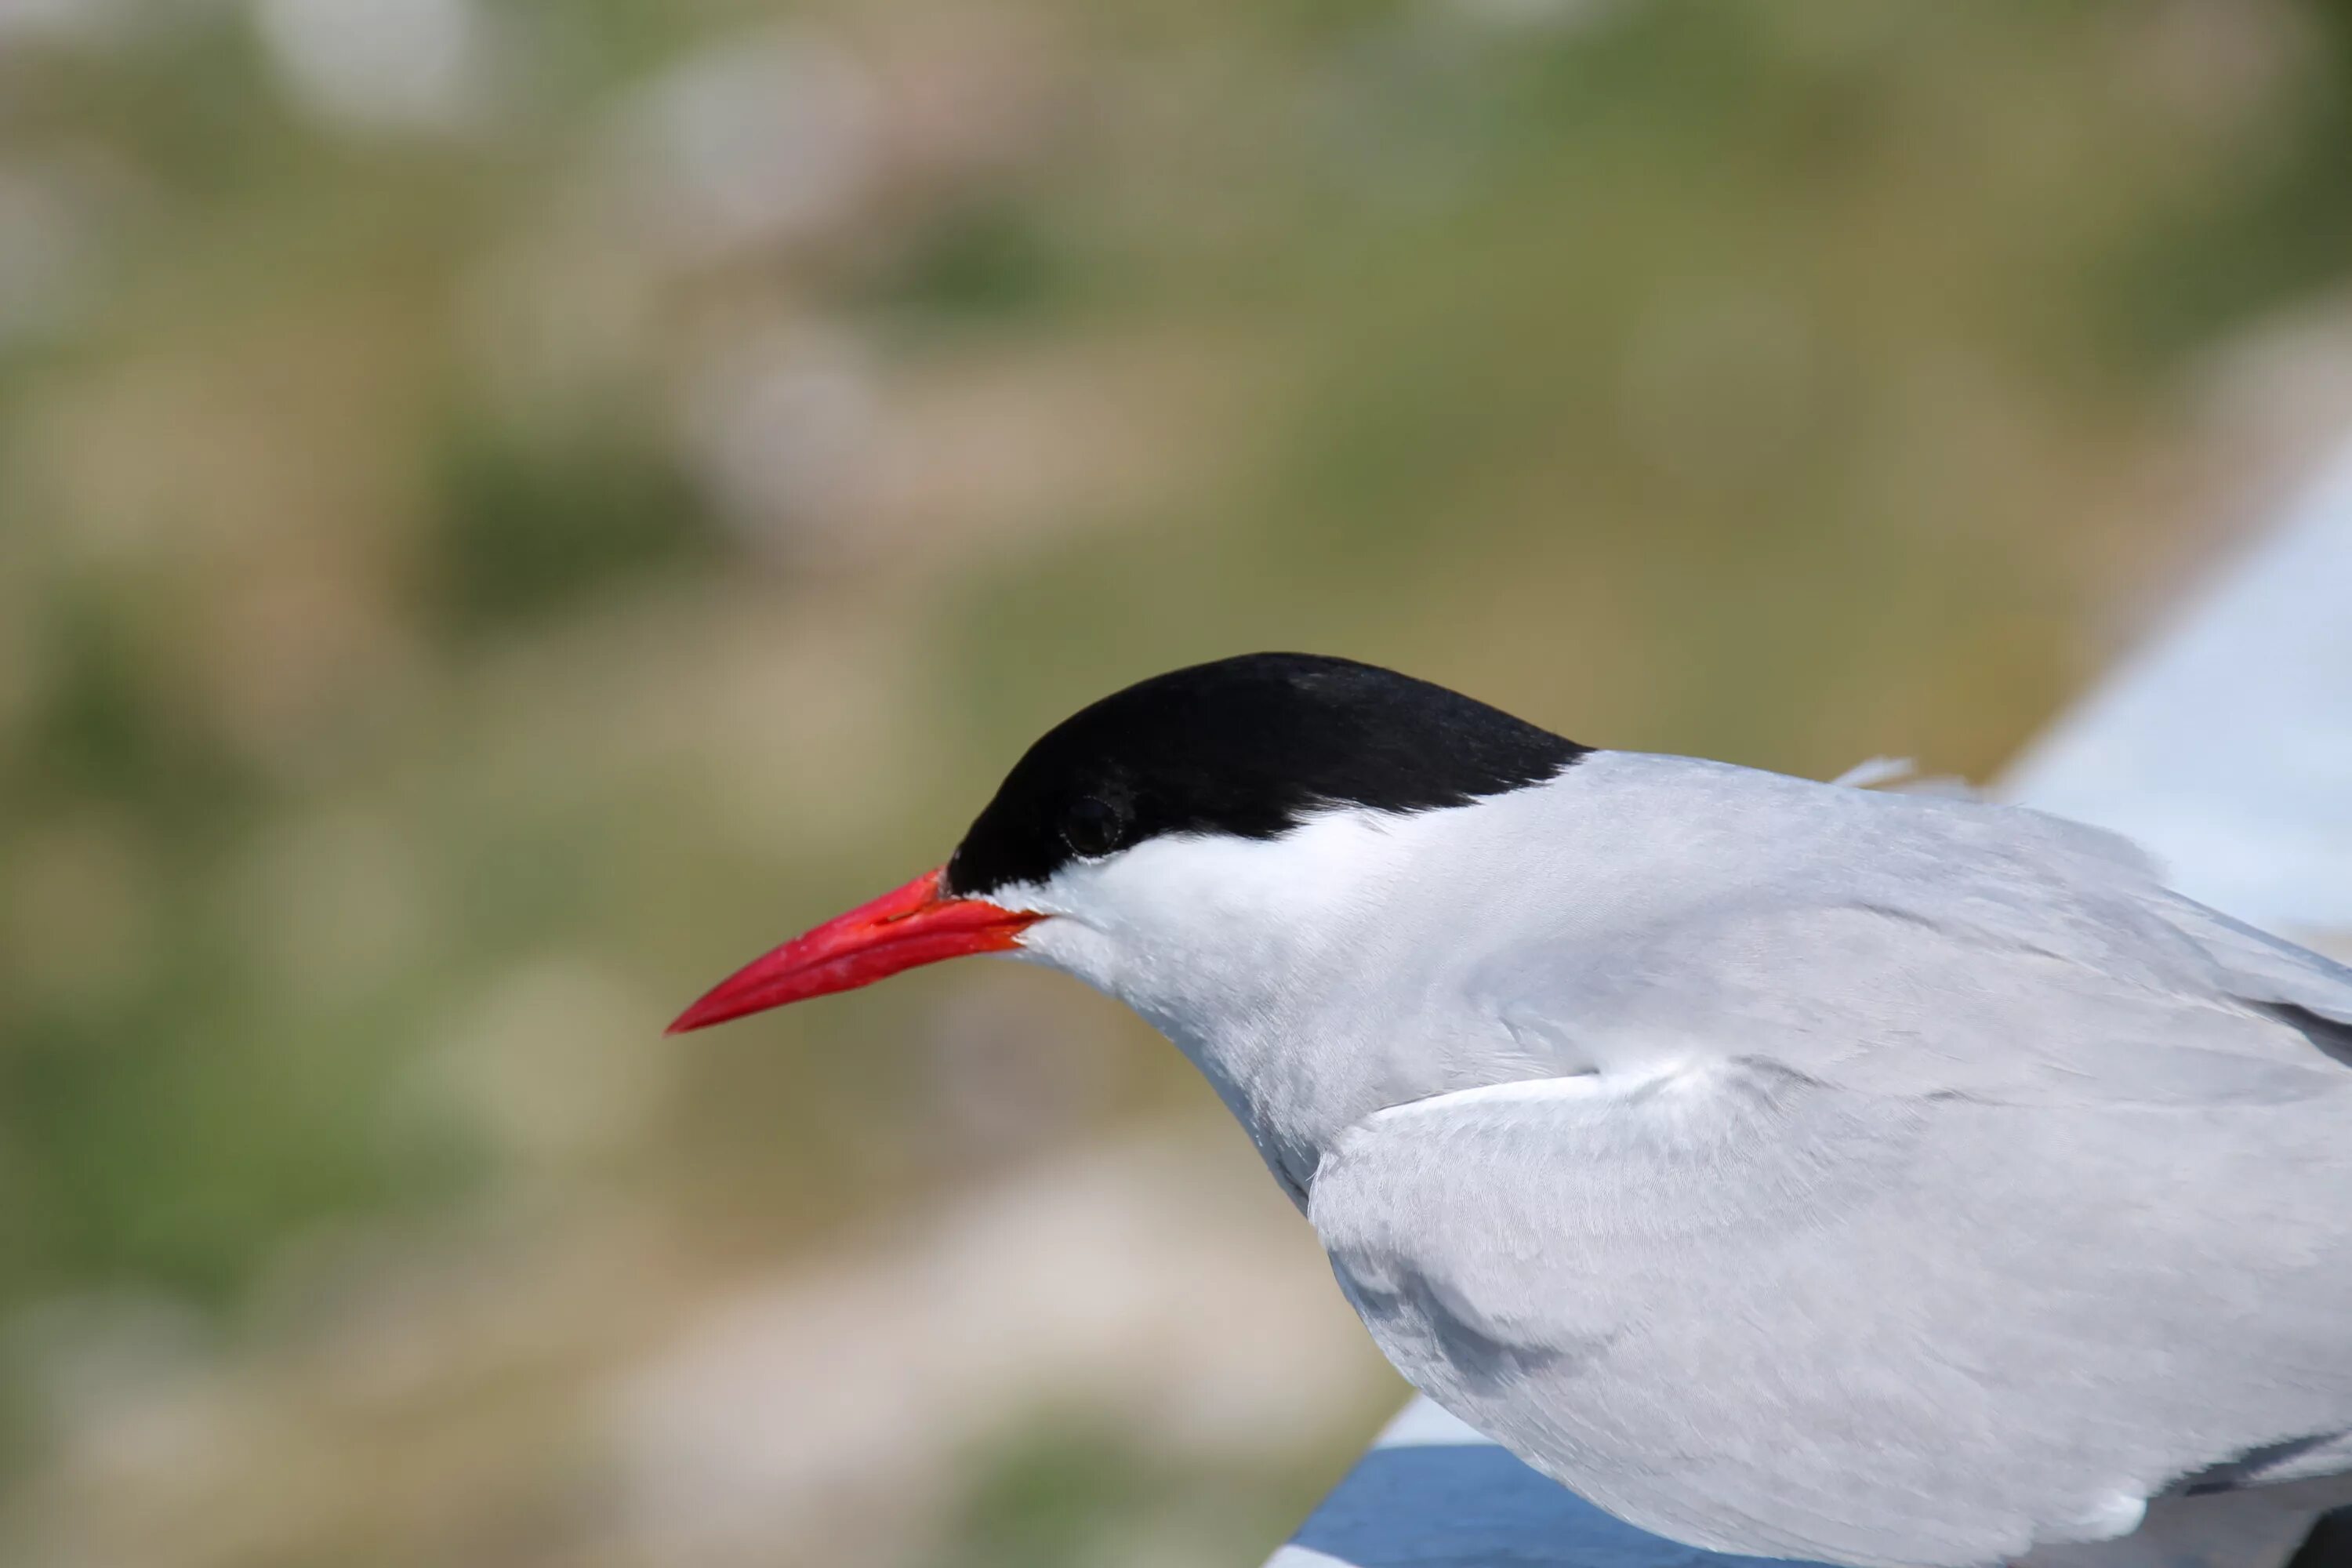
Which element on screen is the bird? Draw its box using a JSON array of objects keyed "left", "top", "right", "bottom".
[{"left": 670, "top": 651, "right": 2352, "bottom": 1568}]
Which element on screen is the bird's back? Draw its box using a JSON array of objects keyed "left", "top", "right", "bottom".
[{"left": 1309, "top": 753, "right": 2352, "bottom": 1567}]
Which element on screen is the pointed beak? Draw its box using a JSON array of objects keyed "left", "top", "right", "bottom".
[{"left": 666, "top": 866, "right": 1043, "bottom": 1034}]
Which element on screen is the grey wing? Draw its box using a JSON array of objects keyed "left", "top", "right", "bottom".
[
  {"left": 1319, "top": 799, "right": 2352, "bottom": 1566},
  {"left": 1310, "top": 1061, "right": 2352, "bottom": 1568},
  {"left": 1473, "top": 793, "right": 2352, "bottom": 1110},
  {"left": 2148, "top": 894, "right": 2352, "bottom": 1054}
]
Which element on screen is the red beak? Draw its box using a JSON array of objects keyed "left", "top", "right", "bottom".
[{"left": 666, "top": 866, "right": 1042, "bottom": 1034}]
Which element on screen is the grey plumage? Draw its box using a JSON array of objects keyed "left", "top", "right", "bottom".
[{"left": 1297, "top": 756, "right": 2352, "bottom": 1567}]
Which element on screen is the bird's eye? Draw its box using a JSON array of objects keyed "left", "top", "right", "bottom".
[{"left": 1063, "top": 797, "right": 1124, "bottom": 858}]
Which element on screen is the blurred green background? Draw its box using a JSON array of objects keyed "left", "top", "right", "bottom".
[{"left": 5, "top": 1, "right": 2352, "bottom": 1563}]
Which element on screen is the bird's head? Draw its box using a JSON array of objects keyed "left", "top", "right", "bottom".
[{"left": 667, "top": 652, "right": 1587, "bottom": 1035}]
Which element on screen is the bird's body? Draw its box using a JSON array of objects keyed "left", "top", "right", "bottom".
[{"left": 673, "top": 654, "right": 2352, "bottom": 1568}]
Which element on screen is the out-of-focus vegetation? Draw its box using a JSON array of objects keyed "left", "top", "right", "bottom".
[{"left": 5, "top": 1, "right": 2352, "bottom": 1562}]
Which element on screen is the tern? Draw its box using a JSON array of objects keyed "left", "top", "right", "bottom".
[{"left": 671, "top": 652, "right": 2352, "bottom": 1568}]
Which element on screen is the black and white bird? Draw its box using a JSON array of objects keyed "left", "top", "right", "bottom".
[{"left": 671, "top": 652, "right": 2352, "bottom": 1568}]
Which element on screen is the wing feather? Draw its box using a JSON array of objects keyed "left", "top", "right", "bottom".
[
  {"left": 1314, "top": 789, "right": 2352, "bottom": 1566},
  {"left": 1312, "top": 1065, "right": 2352, "bottom": 1568},
  {"left": 1467, "top": 798, "right": 2352, "bottom": 1109},
  {"left": 2151, "top": 895, "right": 2352, "bottom": 1034}
]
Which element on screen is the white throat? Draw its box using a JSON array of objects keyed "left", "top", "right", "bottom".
[{"left": 998, "top": 792, "right": 1577, "bottom": 1203}]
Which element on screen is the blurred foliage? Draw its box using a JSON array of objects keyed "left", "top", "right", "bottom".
[
  {"left": 2100, "top": 0, "right": 2352, "bottom": 361},
  {"left": 5, "top": 0, "right": 2352, "bottom": 1562},
  {"left": 424, "top": 418, "right": 707, "bottom": 634},
  {"left": 938, "top": 1415, "right": 1342, "bottom": 1568}
]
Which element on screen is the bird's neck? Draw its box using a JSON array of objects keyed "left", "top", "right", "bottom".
[{"left": 1016, "top": 805, "right": 1569, "bottom": 1206}]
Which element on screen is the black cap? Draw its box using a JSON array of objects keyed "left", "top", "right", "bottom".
[{"left": 944, "top": 652, "right": 1589, "bottom": 896}]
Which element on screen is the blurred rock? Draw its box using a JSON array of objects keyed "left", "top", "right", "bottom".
[
  {"left": 608, "top": 26, "right": 879, "bottom": 270},
  {"left": 0, "top": 0, "right": 118, "bottom": 49},
  {"left": 0, "top": 157, "right": 113, "bottom": 345},
  {"left": 2202, "top": 295, "right": 2352, "bottom": 499},
  {"left": 675, "top": 319, "right": 882, "bottom": 558},
  {"left": 856, "top": 336, "right": 1227, "bottom": 565},
  {"left": 252, "top": 0, "right": 493, "bottom": 136},
  {"left": 2125, "top": 0, "right": 2307, "bottom": 137},
  {"left": 0, "top": 1124, "right": 1381, "bottom": 1568},
  {"left": 868, "top": 5, "right": 1068, "bottom": 187},
  {"left": 1431, "top": 0, "right": 1616, "bottom": 36},
  {"left": 5, "top": 1293, "right": 212, "bottom": 1447},
  {"left": 921, "top": 974, "right": 1120, "bottom": 1159},
  {"left": 610, "top": 1127, "right": 1382, "bottom": 1566}
]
